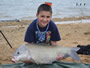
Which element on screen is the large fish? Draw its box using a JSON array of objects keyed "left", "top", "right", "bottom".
[{"left": 12, "top": 43, "right": 80, "bottom": 64}]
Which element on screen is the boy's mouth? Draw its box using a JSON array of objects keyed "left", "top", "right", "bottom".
[{"left": 42, "top": 22, "right": 47, "bottom": 24}]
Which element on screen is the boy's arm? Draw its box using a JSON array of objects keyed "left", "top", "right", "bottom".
[{"left": 51, "top": 41, "right": 63, "bottom": 60}]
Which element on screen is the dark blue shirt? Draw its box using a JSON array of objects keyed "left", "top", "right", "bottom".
[{"left": 24, "top": 19, "right": 61, "bottom": 43}]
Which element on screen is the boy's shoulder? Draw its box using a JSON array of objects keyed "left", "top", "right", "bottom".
[
  {"left": 27, "top": 19, "right": 37, "bottom": 30},
  {"left": 30, "top": 19, "right": 37, "bottom": 25},
  {"left": 29, "top": 19, "right": 37, "bottom": 27},
  {"left": 49, "top": 20, "right": 57, "bottom": 28}
]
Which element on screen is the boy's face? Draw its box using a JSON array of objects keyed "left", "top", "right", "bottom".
[{"left": 36, "top": 11, "right": 52, "bottom": 28}]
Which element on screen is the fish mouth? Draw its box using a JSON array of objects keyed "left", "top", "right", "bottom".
[{"left": 11, "top": 57, "right": 17, "bottom": 63}]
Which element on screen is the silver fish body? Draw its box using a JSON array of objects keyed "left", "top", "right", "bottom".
[{"left": 12, "top": 43, "right": 80, "bottom": 64}]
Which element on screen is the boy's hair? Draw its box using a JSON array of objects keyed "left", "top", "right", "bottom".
[{"left": 37, "top": 4, "right": 52, "bottom": 14}]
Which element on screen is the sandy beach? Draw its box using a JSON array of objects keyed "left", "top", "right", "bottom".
[{"left": 0, "top": 18, "right": 90, "bottom": 64}]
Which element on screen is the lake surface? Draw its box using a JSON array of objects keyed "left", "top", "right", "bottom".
[{"left": 0, "top": 0, "right": 90, "bottom": 20}]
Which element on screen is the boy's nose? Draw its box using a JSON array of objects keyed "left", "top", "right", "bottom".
[{"left": 43, "top": 17, "right": 47, "bottom": 21}]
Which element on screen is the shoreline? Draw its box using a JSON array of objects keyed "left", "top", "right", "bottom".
[
  {"left": 0, "top": 16, "right": 90, "bottom": 22},
  {"left": 0, "top": 16, "right": 90, "bottom": 28}
]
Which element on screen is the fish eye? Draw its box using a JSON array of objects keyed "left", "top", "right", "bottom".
[{"left": 17, "top": 52, "right": 20, "bottom": 54}]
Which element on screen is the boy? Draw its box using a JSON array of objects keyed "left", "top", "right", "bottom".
[
  {"left": 24, "top": 4, "right": 61, "bottom": 45},
  {"left": 24, "top": 4, "right": 62, "bottom": 63}
]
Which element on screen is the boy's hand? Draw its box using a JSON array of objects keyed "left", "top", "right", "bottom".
[{"left": 56, "top": 54, "right": 63, "bottom": 60}]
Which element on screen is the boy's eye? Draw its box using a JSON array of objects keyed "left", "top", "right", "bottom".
[
  {"left": 41, "top": 15, "right": 44, "bottom": 18},
  {"left": 47, "top": 16, "right": 50, "bottom": 18},
  {"left": 40, "top": 15, "right": 50, "bottom": 18}
]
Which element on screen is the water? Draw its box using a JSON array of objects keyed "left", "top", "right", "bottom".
[{"left": 0, "top": 0, "right": 90, "bottom": 20}]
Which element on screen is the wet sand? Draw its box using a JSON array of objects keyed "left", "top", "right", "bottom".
[{"left": 0, "top": 18, "right": 90, "bottom": 64}]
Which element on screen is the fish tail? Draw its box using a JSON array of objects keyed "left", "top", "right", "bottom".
[{"left": 70, "top": 47, "right": 80, "bottom": 61}]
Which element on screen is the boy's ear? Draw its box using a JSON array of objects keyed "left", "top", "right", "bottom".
[{"left": 36, "top": 13, "right": 38, "bottom": 17}]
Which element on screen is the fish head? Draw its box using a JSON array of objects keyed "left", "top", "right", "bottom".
[{"left": 12, "top": 45, "right": 31, "bottom": 63}]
